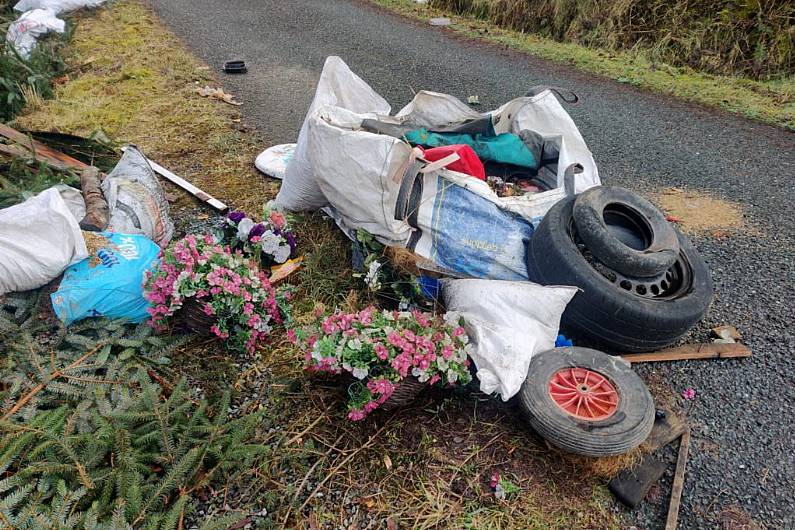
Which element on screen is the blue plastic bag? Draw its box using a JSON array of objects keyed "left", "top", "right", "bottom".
[
  {"left": 51, "top": 233, "right": 160, "bottom": 325},
  {"left": 409, "top": 175, "right": 535, "bottom": 280}
]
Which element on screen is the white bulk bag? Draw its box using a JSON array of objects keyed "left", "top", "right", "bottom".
[
  {"left": 442, "top": 278, "right": 577, "bottom": 400},
  {"left": 274, "top": 56, "right": 391, "bottom": 211},
  {"left": 0, "top": 187, "right": 88, "bottom": 295}
]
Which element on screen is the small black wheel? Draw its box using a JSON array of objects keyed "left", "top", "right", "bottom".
[
  {"left": 527, "top": 196, "right": 713, "bottom": 352},
  {"left": 573, "top": 186, "right": 679, "bottom": 278},
  {"left": 518, "top": 347, "right": 655, "bottom": 457}
]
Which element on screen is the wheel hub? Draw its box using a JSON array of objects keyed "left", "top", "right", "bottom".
[{"left": 548, "top": 368, "right": 619, "bottom": 421}]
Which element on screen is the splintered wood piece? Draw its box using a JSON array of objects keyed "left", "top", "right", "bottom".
[
  {"left": 0, "top": 124, "right": 89, "bottom": 170},
  {"left": 665, "top": 429, "right": 691, "bottom": 530},
  {"left": 622, "top": 343, "right": 751, "bottom": 364}
]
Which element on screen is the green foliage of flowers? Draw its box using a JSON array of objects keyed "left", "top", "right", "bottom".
[{"left": 290, "top": 306, "right": 473, "bottom": 421}]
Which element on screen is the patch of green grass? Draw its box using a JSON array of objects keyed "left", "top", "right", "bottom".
[{"left": 370, "top": 0, "right": 795, "bottom": 130}]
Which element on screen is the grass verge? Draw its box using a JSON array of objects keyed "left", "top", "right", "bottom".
[{"left": 369, "top": 0, "right": 795, "bottom": 131}]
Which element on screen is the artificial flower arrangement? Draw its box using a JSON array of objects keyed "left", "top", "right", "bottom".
[
  {"left": 289, "top": 305, "right": 473, "bottom": 421},
  {"left": 353, "top": 229, "right": 432, "bottom": 310},
  {"left": 223, "top": 207, "right": 297, "bottom": 266},
  {"left": 143, "top": 233, "right": 290, "bottom": 354}
]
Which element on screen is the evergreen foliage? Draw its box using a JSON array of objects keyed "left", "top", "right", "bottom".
[{"left": 0, "top": 294, "right": 266, "bottom": 528}]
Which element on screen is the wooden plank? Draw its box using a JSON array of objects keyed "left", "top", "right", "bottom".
[
  {"left": 121, "top": 147, "right": 228, "bottom": 212},
  {"left": 665, "top": 429, "right": 691, "bottom": 530},
  {"left": 622, "top": 343, "right": 751, "bottom": 364},
  {"left": 0, "top": 124, "right": 89, "bottom": 170}
]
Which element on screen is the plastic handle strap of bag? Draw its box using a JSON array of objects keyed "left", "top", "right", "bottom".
[
  {"left": 564, "top": 163, "right": 584, "bottom": 197},
  {"left": 525, "top": 85, "right": 579, "bottom": 104}
]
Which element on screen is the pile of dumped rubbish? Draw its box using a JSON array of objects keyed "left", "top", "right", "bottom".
[
  {"left": 0, "top": 53, "right": 752, "bottom": 523},
  {"left": 252, "top": 57, "right": 751, "bottom": 517},
  {"left": 5, "top": 0, "right": 107, "bottom": 58}
]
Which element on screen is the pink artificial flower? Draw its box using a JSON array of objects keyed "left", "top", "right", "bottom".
[
  {"left": 374, "top": 343, "right": 389, "bottom": 360},
  {"left": 202, "top": 303, "right": 215, "bottom": 316},
  {"left": 286, "top": 329, "right": 297, "bottom": 344},
  {"left": 428, "top": 374, "right": 441, "bottom": 385},
  {"left": 682, "top": 388, "right": 696, "bottom": 400},
  {"left": 268, "top": 210, "right": 287, "bottom": 230},
  {"left": 347, "top": 409, "right": 366, "bottom": 421}
]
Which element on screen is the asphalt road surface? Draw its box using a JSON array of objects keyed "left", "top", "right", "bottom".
[{"left": 148, "top": 0, "right": 795, "bottom": 527}]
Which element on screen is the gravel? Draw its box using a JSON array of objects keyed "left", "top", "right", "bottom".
[{"left": 147, "top": 0, "right": 795, "bottom": 526}]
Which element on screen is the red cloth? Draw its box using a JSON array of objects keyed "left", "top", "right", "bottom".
[{"left": 421, "top": 144, "right": 486, "bottom": 181}]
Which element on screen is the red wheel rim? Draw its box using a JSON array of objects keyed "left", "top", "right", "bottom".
[{"left": 548, "top": 368, "right": 619, "bottom": 421}]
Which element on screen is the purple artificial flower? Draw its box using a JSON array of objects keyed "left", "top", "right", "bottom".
[
  {"left": 248, "top": 223, "right": 266, "bottom": 239},
  {"left": 286, "top": 231, "right": 297, "bottom": 257},
  {"left": 227, "top": 211, "right": 246, "bottom": 224}
]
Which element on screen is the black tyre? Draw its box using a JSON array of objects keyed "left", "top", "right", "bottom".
[
  {"left": 573, "top": 186, "right": 679, "bottom": 278},
  {"left": 527, "top": 196, "right": 713, "bottom": 352},
  {"left": 518, "top": 347, "right": 654, "bottom": 457}
]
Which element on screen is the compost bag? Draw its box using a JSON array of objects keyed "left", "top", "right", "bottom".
[{"left": 51, "top": 232, "right": 160, "bottom": 325}]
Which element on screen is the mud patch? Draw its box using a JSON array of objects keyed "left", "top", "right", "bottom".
[{"left": 653, "top": 188, "right": 744, "bottom": 234}]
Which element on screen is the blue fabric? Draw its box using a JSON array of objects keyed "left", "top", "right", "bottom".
[
  {"left": 51, "top": 233, "right": 160, "bottom": 325},
  {"left": 404, "top": 128, "right": 538, "bottom": 170}
]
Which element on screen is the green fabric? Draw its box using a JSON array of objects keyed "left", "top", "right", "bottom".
[{"left": 404, "top": 128, "right": 538, "bottom": 170}]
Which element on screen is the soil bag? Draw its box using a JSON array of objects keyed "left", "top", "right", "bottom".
[
  {"left": 442, "top": 278, "right": 577, "bottom": 400},
  {"left": 0, "top": 187, "right": 88, "bottom": 295},
  {"left": 5, "top": 8, "right": 65, "bottom": 59},
  {"left": 102, "top": 145, "right": 174, "bottom": 248},
  {"left": 51, "top": 232, "right": 160, "bottom": 325}
]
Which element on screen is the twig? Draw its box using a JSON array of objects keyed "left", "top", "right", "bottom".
[
  {"left": 296, "top": 423, "right": 391, "bottom": 515},
  {"left": 1, "top": 345, "right": 102, "bottom": 420},
  {"left": 285, "top": 415, "right": 325, "bottom": 446},
  {"left": 282, "top": 433, "right": 346, "bottom": 526}
]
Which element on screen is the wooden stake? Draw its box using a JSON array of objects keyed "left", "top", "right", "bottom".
[
  {"left": 121, "top": 147, "right": 228, "bottom": 212},
  {"left": 665, "top": 429, "right": 691, "bottom": 530},
  {"left": 622, "top": 343, "right": 751, "bottom": 364}
]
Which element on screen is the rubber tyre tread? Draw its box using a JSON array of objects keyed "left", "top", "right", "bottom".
[
  {"left": 527, "top": 196, "right": 713, "bottom": 353},
  {"left": 518, "top": 347, "right": 655, "bottom": 457},
  {"left": 573, "top": 186, "right": 679, "bottom": 278}
]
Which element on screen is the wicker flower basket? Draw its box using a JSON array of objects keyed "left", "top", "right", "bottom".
[
  {"left": 179, "top": 297, "right": 216, "bottom": 335},
  {"left": 380, "top": 376, "right": 425, "bottom": 411},
  {"left": 343, "top": 375, "right": 425, "bottom": 412}
]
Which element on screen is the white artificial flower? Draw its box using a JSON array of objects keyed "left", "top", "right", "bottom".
[
  {"left": 352, "top": 366, "right": 368, "bottom": 380},
  {"left": 237, "top": 217, "right": 254, "bottom": 240},
  {"left": 364, "top": 260, "right": 383, "bottom": 291},
  {"left": 342, "top": 362, "right": 352, "bottom": 372},
  {"left": 273, "top": 243, "right": 290, "bottom": 263},
  {"left": 437, "top": 357, "right": 448, "bottom": 371},
  {"left": 347, "top": 338, "right": 362, "bottom": 351},
  {"left": 447, "top": 369, "right": 459, "bottom": 383}
]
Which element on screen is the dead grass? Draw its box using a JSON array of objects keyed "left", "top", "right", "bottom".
[
  {"left": 13, "top": 0, "right": 273, "bottom": 215},
  {"left": 652, "top": 187, "right": 745, "bottom": 234}
]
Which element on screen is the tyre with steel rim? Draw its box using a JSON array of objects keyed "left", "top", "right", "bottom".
[{"left": 519, "top": 347, "right": 655, "bottom": 457}]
